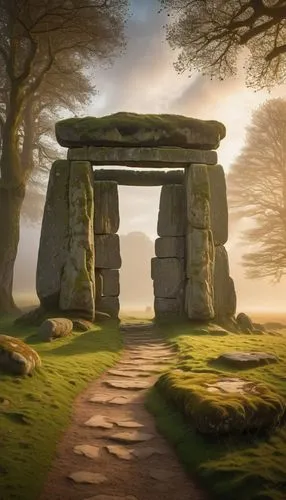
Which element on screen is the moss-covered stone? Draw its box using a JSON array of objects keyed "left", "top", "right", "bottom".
[
  {"left": 0, "top": 335, "right": 41, "bottom": 376},
  {"left": 38, "top": 318, "right": 73, "bottom": 342},
  {"left": 56, "top": 112, "right": 226, "bottom": 150}
]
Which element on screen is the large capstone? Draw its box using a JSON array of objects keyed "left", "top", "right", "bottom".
[
  {"left": 36, "top": 160, "right": 70, "bottom": 309},
  {"left": 185, "top": 164, "right": 210, "bottom": 229},
  {"left": 95, "top": 234, "right": 121, "bottom": 269},
  {"left": 59, "top": 161, "right": 95, "bottom": 320},
  {"left": 155, "top": 237, "right": 185, "bottom": 258},
  {"left": 56, "top": 112, "right": 226, "bottom": 149},
  {"left": 208, "top": 164, "right": 228, "bottom": 245},
  {"left": 0, "top": 335, "right": 41, "bottom": 376},
  {"left": 94, "top": 181, "right": 119, "bottom": 234},
  {"left": 157, "top": 185, "right": 186, "bottom": 237},
  {"left": 214, "top": 245, "right": 236, "bottom": 319},
  {"left": 151, "top": 258, "right": 185, "bottom": 299}
]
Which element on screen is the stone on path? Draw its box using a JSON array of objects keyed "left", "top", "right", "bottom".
[
  {"left": 109, "top": 431, "right": 154, "bottom": 443},
  {"left": 215, "top": 352, "right": 278, "bottom": 369},
  {"left": 73, "top": 444, "right": 101, "bottom": 460},
  {"left": 89, "top": 394, "right": 112, "bottom": 404},
  {"left": 84, "top": 415, "right": 113, "bottom": 429},
  {"left": 109, "top": 396, "right": 139, "bottom": 405},
  {"left": 131, "top": 447, "right": 166, "bottom": 459},
  {"left": 105, "top": 379, "right": 151, "bottom": 390},
  {"left": 108, "top": 369, "right": 150, "bottom": 378},
  {"left": 68, "top": 471, "right": 107, "bottom": 484},
  {"left": 116, "top": 420, "right": 144, "bottom": 428},
  {"left": 105, "top": 445, "right": 134, "bottom": 461}
]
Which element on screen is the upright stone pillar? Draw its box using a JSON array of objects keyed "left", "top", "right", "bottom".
[
  {"left": 153, "top": 185, "right": 186, "bottom": 320},
  {"left": 184, "top": 164, "right": 215, "bottom": 320},
  {"left": 94, "top": 180, "right": 121, "bottom": 318}
]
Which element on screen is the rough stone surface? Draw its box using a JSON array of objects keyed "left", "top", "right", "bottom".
[
  {"left": 95, "top": 234, "right": 121, "bottom": 269},
  {"left": 36, "top": 160, "right": 70, "bottom": 309},
  {"left": 105, "top": 445, "right": 134, "bottom": 460},
  {"left": 94, "top": 181, "right": 119, "bottom": 234},
  {"left": 208, "top": 164, "right": 228, "bottom": 245},
  {"left": 116, "top": 420, "right": 144, "bottom": 428},
  {"left": 100, "top": 269, "right": 120, "bottom": 297},
  {"left": 186, "top": 228, "right": 214, "bottom": 279},
  {"left": 57, "top": 112, "right": 225, "bottom": 149},
  {"left": 155, "top": 237, "right": 185, "bottom": 258},
  {"left": 59, "top": 161, "right": 95, "bottom": 320},
  {"left": 72, "top": 319, "right": 95, "bottom": 332},
  {"left": 109, "top": 431, "right": 154, "bottom": 443},
  {"left": 150, "top": 470, "right": 176, "bottom": 482},
  {"left": 185, "top": 277, "right": 214, "bottom": 321},
  {"left": 94, "top": 168, "right": 184, "bottom": 186},
  {"left": 154, "top": 297, "right": 184, "bottom": 319},
  {"left": 73, "top": 445, "right": 101, "bottom": 459},
  {"left": 0, "top": 335, "right": 41, "bottom": 376},
  {"left": 215, "top": 352, "right": 278, "bottom": 369},
  {"left": 85, "top": 496, "right": 138, "bottom": 500},
  {"left": 236, "top": 313, "right": 254, "bottom": 332},
  {"left": 157, "top": 185, "right": 186, "bottom": 237},
  {"left": 68, "top": 471, "right": 107, "bottom": 484},
  {"left": 185, "top": 164, "right": 210, "bottom": 229},
  {"left": 105, "top": 379, "right": 150, "bottom": 390},
  {"left": 38, "top": 318, "right": 73, "bottom": 341},
  {"left": 151, "top": 257, "right": 185, "bottom": 299},
  {"left": 84, "top": 415, "right": 113, "bottom": 429},
  {"left": 108, "top": 369, "right": 149, "bottom": 378},
  {"left": 97, "top": 296, "right": 120, "bottom": 318},
  {"left": 214, "top": 246, "right": 236, "bottom": 319}
]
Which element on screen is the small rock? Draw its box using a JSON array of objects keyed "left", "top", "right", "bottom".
[
  {"left": 109, "top": 431, "right": 154, "bottom": 443},
  {"left": 109, "top": 396, "right": 138, "bottom": 405},
  {"left": 38, "top": 318, "right": 73, "bottom": 342},
  {"left": 68, "top": 471, "right": 108, "bottom": 484},
  {"left": 89, "top": 395, "right": 112, "bottom": 404},
  {"left": 236, "top": 312, "right": 254, "bottom": 332},
  {"left": 0, "top": 335, "right": 41, "bottom": 376},
  {"left": 105, "top": 379, "right": 151, "bottom": 390},
  {"left": 84, "top": 415, "right": 113, "bottom": 429},
  {"left": 105, "top": 445, "right": 134, "bottom": 460},
  {"left": 73, "top": 444, "right": 101, "bottom": 459},
  {"left": 116, "top": 420, "right": 144, "bottom": 428}
]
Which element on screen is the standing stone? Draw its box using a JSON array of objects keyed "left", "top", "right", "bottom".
[
  {"left": 154, "top": 297, "right": 184, "bottom": 319},
  {"left": 214, "top": 245, "right": 236, "bottom": 319},
  {"left": 100, "top": 269, "right": 120, "bottom": 296},
  {"left": 157, "top": 185, "right": 186, "bottom": 236},
  {"left": 155, "top": 237, "right": 185, "bottom": 258},
  {"left": 208, "top": 165, "right": 228, "bottom": 245},
  {"left": 36, "top": 160, "right": 70, "bottom": 309},
  {"left": 97, "top": 296, "right": 120, "bottom": 318},
  {"left": 185, "top": 228, "right": 214, "bottom": 278},
  {"left": 94, "top": 181, "right": 119, "bottom": 234},
  {"left": 95, "top": 234, "right": 121, "bottom": 269},
  {"left": 151, "top": 258, "right": 185, "bottom": 299},
  {"left": 59, "top": 161, "right": 95, "bottom": 320},
  {"left": 185, "top": 164, "right": 210, "bottom": 229}
]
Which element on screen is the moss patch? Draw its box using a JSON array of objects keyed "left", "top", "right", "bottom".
[{"left": 0, "top": 316, "right": 122, "bottom": 500}]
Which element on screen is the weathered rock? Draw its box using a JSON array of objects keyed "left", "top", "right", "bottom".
[
  {"left": 215, "top": 352, "right": 278, "bottom": 369},
  {"left": 59, "top": 161, "right": 95, "bottom": 320},
  {"left": 36, "top": 160, "right": 70, "bottom": 309},
  {"left": 84, "top": 415, "right": 113, "bottom": 429},
  {"left": 73, "top": 444, "right": 101, "bottom": 459},
  {"left": 116, "top": 420, "right": 144, "bottom": 428},
  {"left": 38, "top": 318, "right": 73, "bottom": 341},
  {"left": 150, "top": 469, "right": 176, "bottom": 482},
  {"left": 100, "top": 269, "right": 120, "bottom": 297},
  {"left": 186, "top": 228, "right": 214, "bottom": 278},
  {"left": 0, "top": 335, "right": 41, "bottom": 376},
  {"left": 236, "top": 312, "right": 254, "bottom": 332},
  {"left": 105, "top": 445, "right": 134, "bottom": 460},
  {"left": 132, "top": 447, "right": 166, "bottom": 459},
  {"left": 214, "top": 245, "right": 236, "bottom": 319},
  {"left": 105, "top": 379, "right": 150, "bottom": 390},
  {"left": 154, "top": 297, "right": 184, "bottom": 319},
  {"left": 185, "top": 164, "right": 210, "bottom": 229},
  {"left": 157, "top": 185, "right": 186, "bottom": 237},
  {"left": 96, "top": 297, "right": 120, "bottom": 318},
  {"left": 208, "top": 164, "right": 228, "bottom": 245},
  {"left": 56, "top": 112, "right": 225, "bottom": 149},
  {"left": 155, "top": 237, "right": 185, "bottom": 258},
  {"left": 94, "top": 168, "right": 184, "bottom": 186},
  {"left": 185, "top": 276, "right": 214, "bottom": 320},
  {"left": 68, "top": 471, "right": 107, "bottom": 484},
  {"left": 72, "top": 318, "right": 95, "bottom": 332},
  {"left": 94, "top": 181, "right": 119, "bottom": 234},
  {"left": 109, "top": 431, "right": 154, "bottom": 443},
  {"left": 151, "top": 257, "right": 185, "bottom": 299},
  {"left": 95, "top": 234, "right": 121, "bottom": 269}
]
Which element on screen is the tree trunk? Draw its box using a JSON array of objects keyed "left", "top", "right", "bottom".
[{"left": 0, "top": 183, "right": 26, "bottom": 314}]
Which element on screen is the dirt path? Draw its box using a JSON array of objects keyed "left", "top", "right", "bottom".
[{"left": 40, "top": 323, "right": 206, "bottom": 500}]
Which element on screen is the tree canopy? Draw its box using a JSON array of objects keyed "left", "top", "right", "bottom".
[
  {"left": 227, "top": 98, "right": 286, "bottom": 281},
  {"left": 160, "top": 0, "right": 286, "bottom": 88}
]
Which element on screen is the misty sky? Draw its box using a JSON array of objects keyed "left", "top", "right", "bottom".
[{"left": 14, "top": 0, "right": 286, "bottom": 313}]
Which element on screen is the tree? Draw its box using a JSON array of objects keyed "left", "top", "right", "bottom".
[
  {"left": 159, "top": 0, "right": 286, "bottom": 88},
  {"left": 0, "top": 0, "right": 128, "bottom": 313},
  {"left": 227, "top": 98, "right": 286, "bottom": 281}
]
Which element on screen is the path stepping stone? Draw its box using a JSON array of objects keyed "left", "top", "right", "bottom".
[
  {"left": 84, "top": 415, "right": 113, "bottom": 429},
  {"left": 116, "top": 420, "right": 144, "bottom": 428},
  {"left": 69, "top": 471, "right": 107, "bottom": 484},
  {"left": 107, "top": 369, "right": 150, "bottom": 378},
  {"left": 106, "top": 445, "right": 134, "bottom": 460},
  {"left": 150, "top": 469, "right": 177, "bottom": 482},
  {"left": 89, "top": 394, "right": 113, "bottom": 404},
  {"left": 85, "top": 496, "right": 138, "bottom": 500},
  {"left": 109, "top": 431, "right": 154, "bottom": 443},
  {"left": 131, "top": 447, "right": 166, "bottom": 459},
  {"left": 109, "top": 395, "right": 139, "bottom": 405},
  {"left": 73, "top": 444, "right": 101, "bottom": 459},
  {"left": 105, "top": 379, "right": 150, "bottom": 390}
]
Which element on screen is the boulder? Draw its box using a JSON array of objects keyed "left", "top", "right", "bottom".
[
  {"left": 214, "top": 352, "right": 278, "bottom": 369},
  {"left": 38, "top": 318, "right": 73, "bottom": 341},
  {"left": 155, "top": 237, "right": 185, "bottom": 258},
  {"left": 236, "top": 312, "right": 254, "bottom": 332},
  {"left": 94, "top": 181, "right": 119, "bottom": 234},
  {"left": 72, "top": 319, "right": 95, "bottom": 332},
  {"left": 56, "top": 112, "right": 226, "bottom": 149},
  {"left": 100, "top": 269, "right": 120, "bottom": 297},
  {"left": 97, "top": 297, "right": 120, "bottom": 318},
  {"left": 157, "top": 185, "right": 186, "bottom": 237},
  {"left": 154, "top": 297, "right": 184, "bottom": 319},
  {"left": 151, "top": 257, "right": 185, "bottom": 299},
  {"left": 95, "top": 234, "right": 121, "bottom": 269},
  {"left": 0, "top": 335, "right": 41, "bottom": 376},
  {"left": 36, "top": 160, "right": 70, "bottom": 309},
  {"left": 208, "top": 164, "right": 228, "bottom": 245},
  {"left": 214, "top": 245, "right": 236, "bottom": 319},
  {"left": 185, "top": 164, "right": 210, "bottom": 229},
  {"left": 59, "top": 161, "right": 95, "bottom": 320}
]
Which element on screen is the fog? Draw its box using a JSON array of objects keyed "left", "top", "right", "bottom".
[{"left": 14, "top": 0, "right": 286, "bottom": 315}]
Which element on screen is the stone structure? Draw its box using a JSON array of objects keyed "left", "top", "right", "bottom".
[{"left": 36, "top": 111, "right": 236, "bottom": 323}]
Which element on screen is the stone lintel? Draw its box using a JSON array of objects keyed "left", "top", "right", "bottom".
[
  {"left": 67, "top": 146, "right": 217, "bottom": 167},
  {"left": 94, "top": 168, "right": 184, "bottom": 185}
]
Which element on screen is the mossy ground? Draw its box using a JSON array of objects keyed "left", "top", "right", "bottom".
[
  {"left": 0, "top": 315, "right": 122, "bottom": 500},
  {"left": 146, "top": 322, "right": 286, "bottom": 500}
]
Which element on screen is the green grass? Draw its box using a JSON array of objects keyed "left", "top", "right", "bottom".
[
  {"left": 146, "top": 323, "right": 286, "bottom": 500},
  {"left": 0, "top": 315, "right": 122, "bottom": 500}
]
